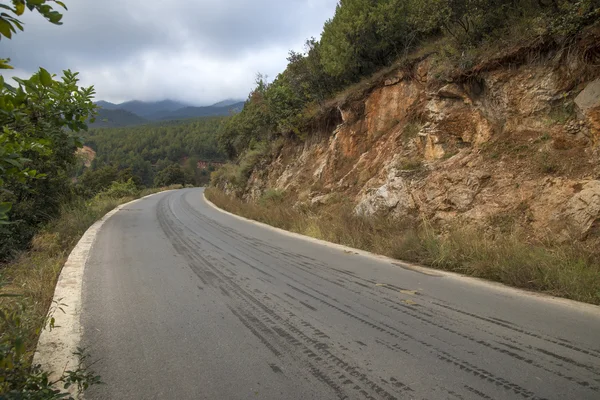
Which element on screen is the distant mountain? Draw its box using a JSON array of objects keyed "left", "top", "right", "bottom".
[
  {"left": 115, "top": 100, "right": 189, "bottom": 118},
  {"left": 92, "top": 99, "right": 245, "bottom": 125},
  {"left": 154, "top": 102, "right": 245, "bottom": 120},
  {"left": 95, "top": 100, "right": 119, "bottom": 110},
  {"left": 91, "top": 108, "right": 147, "bottom": 128},
  {"left": 211, "top": 99, "right": 245, "bottom": 108}
]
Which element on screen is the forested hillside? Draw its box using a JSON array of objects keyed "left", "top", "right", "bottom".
[
  {"left": 93, "top": 107, "right": 148, "bottom": 128},
  {"left": 81, "top": 117, "right": 227, "bottom": 188},
  {"left": 150, "top": 102, "right": 245, "bottom": 121}
]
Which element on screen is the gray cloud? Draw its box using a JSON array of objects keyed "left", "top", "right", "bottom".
[{"left": 2, "top": 0, "right": 337, "bottom": 104}]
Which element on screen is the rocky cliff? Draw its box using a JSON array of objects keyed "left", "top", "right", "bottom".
[{"left": 243, "top": 36, "right": 600, "bottom": 243}]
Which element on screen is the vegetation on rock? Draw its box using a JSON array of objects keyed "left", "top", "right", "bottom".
[{"left": 216, "top": 0, "right": 599, "bottom": 161}]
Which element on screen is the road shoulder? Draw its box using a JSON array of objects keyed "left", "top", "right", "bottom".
[
  {"left": 202, "top": 191, "right": 600, "bottom": 316},
  {"left": 33, "top": 192, "right": 169, "bottom": 393}
]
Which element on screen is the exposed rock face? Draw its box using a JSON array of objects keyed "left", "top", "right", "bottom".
[
  {"left": 356, "top": 171, "right": 415, "bottom": 217},
  {"left": 244, "top": 53, "right": 600, "bottom": 242},
  {"left": 575, "top": 79, "right": 600, "bottom": 142}
]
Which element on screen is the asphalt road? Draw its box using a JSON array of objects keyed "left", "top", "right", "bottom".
[{"left": 81, "top": 188, "right": 600, "bottom": 400}]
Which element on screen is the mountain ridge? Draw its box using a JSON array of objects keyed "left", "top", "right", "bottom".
[{"left": 92, "top": 98, "right": 245, "bottom": 127}]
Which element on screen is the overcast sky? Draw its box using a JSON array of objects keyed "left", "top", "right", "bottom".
[{"left": 2, "top": 0, "right": 338, "bottom": 105}]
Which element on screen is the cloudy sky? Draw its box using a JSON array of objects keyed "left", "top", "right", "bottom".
[{"left": 3, "top": 0, "right": 338, "bottom": 105}]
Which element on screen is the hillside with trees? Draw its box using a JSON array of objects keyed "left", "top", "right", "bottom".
[
  {"left": 96, "top": 99, "right": 187, "bottom": 117},
  {"left": 93, "top": 107, "right": 148, "bottom": 128},
  {"left": 81, "top": 117, "right": 227, "bottom": 189},
  {"left": 217, "top": 0, "right": 599, "bottom": 160}
]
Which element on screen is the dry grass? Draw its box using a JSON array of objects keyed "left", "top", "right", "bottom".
[
  {"left": 206, "top": 187, "right": 600, "bottom": 305},
  {"left": 0, "top": 185, "right": 180, "bottom": 360}
]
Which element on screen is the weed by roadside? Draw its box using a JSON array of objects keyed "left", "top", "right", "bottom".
[
  {"left": 205, "top": 187, "right": 600, "bottom": 305},
  {"left": 1, "top": 296, "right": 102, "bottom": 398}
]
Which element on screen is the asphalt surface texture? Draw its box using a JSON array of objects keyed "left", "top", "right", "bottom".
[{"left": 82, "top": 188, "right": 600, "bottom": 400}]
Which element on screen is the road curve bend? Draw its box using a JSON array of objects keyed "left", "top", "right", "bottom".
[{"left": 81, "top": 188, "right": 600, "bottom": 400}]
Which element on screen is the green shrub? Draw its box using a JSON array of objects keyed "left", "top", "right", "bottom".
[
  {"left": 96, "top": 179, "right": 139, "bottom": 199},
  {"left": 0, "top": 67, "right": 96, "bottom": 261},
  {"left": 153, "top": 164, "right": 185, "bottom": 187},
  {"left": 259, "top": 189, "right": 285, "bottom": 206},
  {"left": 239, "top": 142, "right": 269, "bottom": 180},
  {"left": 210, "top": 164, "right": 243, "bottom": 189}
]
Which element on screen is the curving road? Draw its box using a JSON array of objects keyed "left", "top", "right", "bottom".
[{"left": 81, "top": 188, "right": 600, "bottom": 400}]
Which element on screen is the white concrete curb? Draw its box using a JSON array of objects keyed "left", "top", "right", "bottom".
[
  {"left": 202, "top": 191, "right": 600, "bottom": 316},
  {"left": 33, "top": 191, "right": 171, "bottom": 396}
]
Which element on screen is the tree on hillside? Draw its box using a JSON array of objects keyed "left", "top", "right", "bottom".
[
  {"left": 320, "top": 0, "right": 413, "bottom": 80},
  {"left": 77, "top": 165, "right": 119, "bottom": 196},
  {"left": 217, "top": 75, "right": 276, "bottom": 159},
  {"left": 154, "top": 163, "right": 185, "bottom": 187}
]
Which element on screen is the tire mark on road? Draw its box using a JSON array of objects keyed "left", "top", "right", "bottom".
[{"left": 157, "top": 194, "right": 405, "bottom": 399}]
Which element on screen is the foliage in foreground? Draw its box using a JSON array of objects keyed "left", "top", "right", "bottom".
[
  {"left": 205, "top": 188, "right": 600, "bottom": 305},
  {"left": 1, "top": 0, "right": 100, "bottom": 262},
  {"left": 0, "top": 1, "right": 97, "bottom": 256},
  {"left": 0, "top": 69, "right": 96, "bottom": 260},
  {"left": 1, "top": 300, "right": 101, "bottom": 399}
]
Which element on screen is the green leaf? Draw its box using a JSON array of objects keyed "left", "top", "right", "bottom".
[
  {"left": 39, "top": 67, "right": 53, "bottom": 87},
  {"left": 4, "top": 158, "right": 22, "bottom": 167},
  {"left": 15, "top": 2, "right": 25, "bottom": 15},
  {"left": 0, "top": 202, "right": 12, "bottom": 214},
  {"left": 55, "top": 1, "right": 68, "bottom": 10},
  {"left": 0, "top": 58, "right": 13, "bottom": 69},
  {"left": 47, "top": 11, "right": 63, "bottom": 24},
  {"left": 12, "top": 19, "right": 23, "bottom": 31},
  {"left": 14, "top": 337, "right": 25, "bottom": 357},
  {"left": 0, "top": 19, "right": 13, "bottom": 38}
]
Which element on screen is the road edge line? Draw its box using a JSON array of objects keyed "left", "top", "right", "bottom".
[
  {"left": 202, "top": 191, "right": 600, "bottom": 315},
  {"left": 33, "top": 191, "right": 171, "bottom": 395}
]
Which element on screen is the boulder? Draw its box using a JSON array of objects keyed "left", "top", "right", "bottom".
[
  {"left": 575, "top": 79, "right": 600, "bottom": 111},
  {"left": 437, "top": 84, "right": 464, "bottom": 99},
  {"left": 562, "top": 180, "right": 600, "bottom": 238},
  {"left": 575, "top": 79, "right": 600, "bottom": 141},
  {"left": 355, "top": 176, "right": 415, "bottom": 217},
  {"left": 384, "top": 76, "right": 401, "bottom": 86},
  {"left": 310, "top": 193, "right": 334, "bottom": 206}
]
